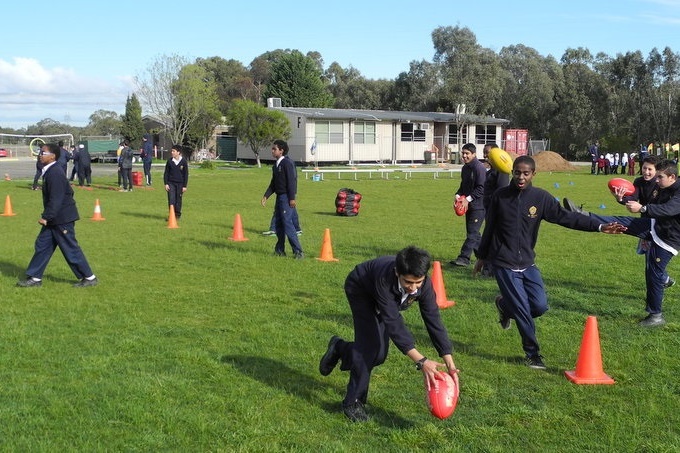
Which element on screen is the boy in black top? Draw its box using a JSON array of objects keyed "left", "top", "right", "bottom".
[
  {"left": 163, "top": 145, "right": 189, "bottom": 220},
  {"left": 452, "top": 143, "right": 486, "bottom": 267},
  {"left": 474, "top": 156, "right": 623, "bottom": 369},
  {"left": 319, "top": 246, "right": 458, "bottom": 422},
  {"left": 17, "top": 143, "right": 97, "bottom": 287},
  {"left": 261, "top": 140, "right": 303, "bottom": 258}
]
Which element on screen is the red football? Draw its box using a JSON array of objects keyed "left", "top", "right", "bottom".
[
  {"left": 426, "top": 372, "right": 460, "bottom": 420},
  {"left": 607, "top": 178, "right": 635, "bottom": 197},
  {"left": 454, "top": 195, "right": 467, "bottom": 216}
]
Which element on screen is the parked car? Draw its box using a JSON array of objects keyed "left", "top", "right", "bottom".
[{"left": 0, "top": 148, "right": 9, "bottom": 157}]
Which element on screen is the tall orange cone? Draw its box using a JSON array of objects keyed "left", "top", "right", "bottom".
[
  {"left": 565, "top": 316, "right": 615, "bottom": 385},
  {"left": 1, "top": 195, "right": 16, "bottom": 216},
  {"left": 167, "top": 205, "right": 179, "bottom": 229},
  {"left": 91, "top": 199, "right": 105, "bottom": 221},
  {"left": 431, "top": 261, "right": 455, "bottom": 309},
  {"left": 228, "top": 213, "right": 248, "bottom": 241},
  {"left": 316, "top": 228, "right": 339, "bottom": 262}
]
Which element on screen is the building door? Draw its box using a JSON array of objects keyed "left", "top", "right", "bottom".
[{"left": 217, "top": 135, "right": 237, "bottom": 161}]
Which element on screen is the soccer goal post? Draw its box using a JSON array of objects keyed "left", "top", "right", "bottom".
[{"left": 0, "top": 133, "right": 74, "bottom": 157}]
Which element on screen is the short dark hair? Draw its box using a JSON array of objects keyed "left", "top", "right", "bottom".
[
  {"left": 656, "top": 159, "right": 678, "bottom": 177},
  {"left": 273, "top": 139, "right": 289, "bottom": 155},
  {"left": 395, "top": 246, "right": 431, "bottom": 277},
  {"left": 641, "top": 155, "right": 659, "bottom": 167},
  {"left": 45, "top": 143, "right": 60, "bottom": 159},
  {"left": 513, "top": 155, "right": 536, "bottom": 171},
  {"left": 462, "top": 143, "right": 476, "bottom": 153}
]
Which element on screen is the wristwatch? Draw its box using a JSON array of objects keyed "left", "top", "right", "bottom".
[
  {"left": 640, "top": 205, "right": 647, "bottom": 214},
  {"left": 415, "top": 357, "right": 427, "bottom": 370}
]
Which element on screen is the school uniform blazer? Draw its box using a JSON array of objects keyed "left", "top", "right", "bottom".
[
  {"left": 456, "top": 158, "right": 486, "bottom": 211},
  {"left": 41, "top": 163, "right": 79, "bottom": 226},
  {"left": 344, "top": 256, "right": 453, "bottom": 357},
  {"left": 477, "top": 182, "right": 602, "bottom": 270},
  {"left": 645, "top": 179, "right": 680, "bottom": 250}
]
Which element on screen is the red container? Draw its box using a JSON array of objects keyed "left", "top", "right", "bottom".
[
  {"left": 504, "top": 129, "right": 529, "bottom": 156},
  {"left": 132, "top": 171, "right": 143, "bottom": 186}
]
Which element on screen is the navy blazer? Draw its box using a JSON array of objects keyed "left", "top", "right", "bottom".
[
  {"left": 344, "top": 256, "right": 453, "bottom": 357},
  {"left": 41, "top": 163, "right": 79, "bottom": 225}
]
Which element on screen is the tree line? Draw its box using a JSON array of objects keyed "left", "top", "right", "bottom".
[{"left": 2, "top": 25, "right": 678, "bottom": 160}]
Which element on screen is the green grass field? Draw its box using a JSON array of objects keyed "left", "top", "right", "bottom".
[{"left": 1, "top": 164, "right": 679, "bottom": 452}]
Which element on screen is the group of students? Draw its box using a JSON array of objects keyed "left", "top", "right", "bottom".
[
  {"left": 32, "top": 141, "right": 93, "bottom": 190},
  {"left": 17, "top": 140, "right": 190, "bottom": 288},
  {"left": 320, "top": 146, "right": 680, "bottom": 423}
]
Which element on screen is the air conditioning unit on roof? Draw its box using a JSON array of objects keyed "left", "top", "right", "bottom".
[
  {"left": 267, "top": 97, "right": 282, "bottom": 108},
  {"left": 418, "top": 123, "right": 430, "bottom": 130}
]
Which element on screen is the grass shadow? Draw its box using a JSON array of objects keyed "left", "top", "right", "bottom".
[{"left": 220, "top": 354, "right": 415, "bottom": 428}]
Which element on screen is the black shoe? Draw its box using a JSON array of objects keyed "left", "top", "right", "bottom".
[
  {"left": 16, "top": 278, "right": 42, "bottom": 287},
  {"left": 563, "top": 198, "right": 588, "bottom": 215},
  {"left": 526, "top": 355, "right": 547, "bottom": 370},
  {"left": 273, "top": 251, "right": 286, "bottom": 257},
  {"left": 294, "top": 252, "right": 304, "bottom": 260},
  {"left": 638, "top": 313, "right": 666, "bottom": 327},
  {"left": 73, "top": 277, "right": 98, "bottom": 288},
  {"left": 319, "top": 336, "right": 342, "bottom": 376},
  {"left": 495, "top": 295, "right": 511, "bottom": 330},
  {"left": 664, "top": 277, "right": 676, "bottom": 289},
  {"left": 343, "top": 400, "right": 368, "bottom": 422},
  {"left": 452, "top": 257, "right": 470, "bottom": 267}
]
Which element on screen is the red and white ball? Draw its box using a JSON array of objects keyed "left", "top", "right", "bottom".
[{"left": 426, "top": 372, "right": 460, "bottom": 420}]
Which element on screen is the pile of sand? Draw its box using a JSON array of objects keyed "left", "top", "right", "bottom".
[{"left": 531, "top": 151, "right": 578, "bottom": 172}]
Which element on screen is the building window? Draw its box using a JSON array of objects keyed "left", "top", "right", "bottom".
[
  {"left": 315, "top": 121, "right": 344, "bottom": 144},
  {"left": 448, "top": 124, "right": 467, "bottom": 144},
  {"left": 475, "top": 125, "right": 497, "bottom": 144},
  {"left": 354, "top": 121, "right": 376, "bottom": 144},
  {"left": 401, "top": 123, "right": 426, "bottom": 142}
]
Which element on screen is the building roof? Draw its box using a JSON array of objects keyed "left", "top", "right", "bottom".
[{"left": 273, "top": 107, "right": 509, "bottom": 125}]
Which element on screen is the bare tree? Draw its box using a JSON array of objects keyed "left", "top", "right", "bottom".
[{"left": 134, "top": 54, "right": 189, "bottom": 145}]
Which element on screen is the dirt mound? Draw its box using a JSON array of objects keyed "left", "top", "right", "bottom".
[{"left": 531, "top": 151, "right": 577, "bottom": 172}]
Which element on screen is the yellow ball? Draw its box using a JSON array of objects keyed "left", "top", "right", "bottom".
[{"left": 488, "top": 147, "right": 513, "bottom": 174}]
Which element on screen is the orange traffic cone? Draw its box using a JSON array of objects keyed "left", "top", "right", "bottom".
[
  {"left": 228, "top": 213, "right": 248, "bottom": 241},
  {"left": 91, "top": 199, "right": 105, "bottom": 221},
  {"left": 565, "top": 316, "right": 615, "bottom": 385},
  {"left": 167, "top": 205, "right": 179, "bottom": 229},
  {"left": 1, "top": 195, "right": 16, "bottom": 216},
  {"left": 316, "top": 228, "right": 339, "bottom": 262},
  {"left": 431, "top": 261, "right": 455, "bottom": 309}
]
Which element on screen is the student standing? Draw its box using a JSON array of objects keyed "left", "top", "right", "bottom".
[
  {"left": 474, "top": 156, "right": 622, "bottom": 369},
  {"left": 163, "top": 145, "right": 189, "bottom": 220},
  {"left": 452, "top": 143, "right": 486, "bottom": 267},
  {"left": 319, "top": 246, "right": 458, "bottom": 422},
  {"left": 119, "top": 140, "right": 134, "bottom": 192},
  {"left": 261, "top": 140, "right": 303, "bottom": 259},
  {"left": 17, "top": 143, "right": 97, "bottom": 288},
  {"left": 141, "top": 133, "right": 154, "bottom": 185},
  {"left": 76, "top": 144, "right": 92, "bottom": 187}
]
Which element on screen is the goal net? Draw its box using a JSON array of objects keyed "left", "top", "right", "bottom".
[{"left": 0, "top": 133, "right": 74, "bottom": 157}]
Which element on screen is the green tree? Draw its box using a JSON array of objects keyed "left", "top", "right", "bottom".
[
  {"left": 120, "top": 94, "right": 145, "bottom": 148},
  {"left": 83, "top": 110, "right": 122, "bottom": 137},
  {"left": 263, "top": 50, "right": 334, "bottom": 107},
  {"left": 326, "top": 63, "right": 392, "bottom": 110},
  {"left": 195, "top": 57, "right": 257, "bottom": 113},
  {"left": 497, "top": 45, "right": 562, "bottom": 138},
  {"left": 388, "top": 60, "right": 440, "bottom": 111},
  {"left": 226, "top": 100, "right": 290, "bottom": 167},
  {"left": 432, "top": 26, "right": 505, "bottom": 114},
  {"left": 177, "top": 64, "right": 222, "bottom": 152}
]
